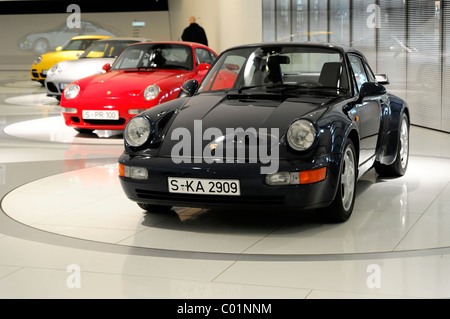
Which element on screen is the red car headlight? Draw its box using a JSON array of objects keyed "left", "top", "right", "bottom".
[
  {"left": 143, "top": 84, "right": 160, "bottom": 100},
  {"left": 63, "top": 84, "right": 80, "bottom": 100}
]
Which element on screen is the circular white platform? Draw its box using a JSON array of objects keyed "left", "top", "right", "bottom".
[
  {"left": 5, "top": 93, "right": 59, "bottom": 107},
  {"left": 3, "top": 149, "right": 450, "bottom": 256},
  {"left": 4, "top": 116, "right": 123, "bottom": 144}
]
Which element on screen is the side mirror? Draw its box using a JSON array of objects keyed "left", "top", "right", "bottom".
[
  {"left": 102, "top": 63, "right": 111, "bottom": 73},
  {"left": 55, "top": 46, "right": 63, "bottom": 52},
  {"left": 375, "top": 74, "right": 389, "bottom": 85},
  {"left": 197, "top": 63, "right": 211, "bottom": 75},
  {"left": 358, "top": 82, "right": 386, "bottom": 103},
  {"left": 181, "top": 79, "right": 199, "bottom": 97}
]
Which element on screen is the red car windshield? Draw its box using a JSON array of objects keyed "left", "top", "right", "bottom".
[{"left": 111, "top": 43, "right": 194, "bottom": 71}]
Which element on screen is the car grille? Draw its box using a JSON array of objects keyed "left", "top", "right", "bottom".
[
  {"left": 135, "top": 189, "right": 285, "bottom": 206},
  {"left": 82, "top": 118, "right": 126, "bottom": 125},
  {"left": 46, "top": 82, "right": 59, "bottom": 93}
]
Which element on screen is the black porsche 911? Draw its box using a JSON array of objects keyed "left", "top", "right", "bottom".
[{"left": 118, "top": 42, "right": 409, "bottom": 222}]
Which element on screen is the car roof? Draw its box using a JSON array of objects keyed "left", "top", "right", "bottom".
[
  {"left": 95, "top": 37, "right": 152, "bottom": 43},
  {"left": 71, "top": 35, "right": 113, "bottom": 40},
  {"left": 223, "top": 42, "right": 363, "bottom": 56},
  {"left": 127, "top": 41, "right": 211, "bottom": 49}
]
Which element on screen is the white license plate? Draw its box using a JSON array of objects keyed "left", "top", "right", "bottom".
[
  {"left": 82, "top": 110, "right": 119, "bottom": 120},
  {"left": 168, "top": 177, "right": 241, "bottom": 196}
]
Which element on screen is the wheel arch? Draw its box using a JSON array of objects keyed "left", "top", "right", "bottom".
[
  {"left": 377, "top": 97, "right": 409, "bottom": 165},
  {"left": 346, "top": 128, "right": 360, "bottom": 167}
]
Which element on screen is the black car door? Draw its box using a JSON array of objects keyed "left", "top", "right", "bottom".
[{"left": 348, "top": 54, "right": 381, "bottom": 168}]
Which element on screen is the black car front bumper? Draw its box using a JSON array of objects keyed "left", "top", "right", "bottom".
[{"left": 118, "top": 153, "right": 342, "bottom": 211}]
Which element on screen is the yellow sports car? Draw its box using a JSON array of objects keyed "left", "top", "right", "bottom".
[{"left": 31, "top": 35, "right": 112, "bottom": 85}]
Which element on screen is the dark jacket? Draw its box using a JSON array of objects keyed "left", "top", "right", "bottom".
[{"left": 181, "top": 23, "right": 208, "bottom": 46}]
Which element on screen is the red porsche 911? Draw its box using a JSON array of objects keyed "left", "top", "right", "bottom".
[{"left": 60, "top": 41, "right": 217, "bottom": 133}]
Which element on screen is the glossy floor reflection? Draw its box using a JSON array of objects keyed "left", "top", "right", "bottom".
[{"left": 1, "top": 71, "right": 450, "bottom": 298}]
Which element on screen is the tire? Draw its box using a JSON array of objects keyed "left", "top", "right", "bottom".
[
  {"left": 375, "top": 113, "right": 409, "bottom": 177},
  {"left": 137, "top": 203, "right": 173, "bottom": 213},
  {"left": 318, "top": 139, "right": 357, "bottom": 223}
]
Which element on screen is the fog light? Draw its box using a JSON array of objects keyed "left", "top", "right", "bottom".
[
  {"left": 61, "top": 107, "right": 77, "bottom": 114},
  {"left": 119, "top": 164, "right": 148, "bottom": 180},
  {"left": 265, "top": 172, "right": 291, "bottom": 185},
  {"left": 130, "top": 167, "right": 148, "bottom": 180}
]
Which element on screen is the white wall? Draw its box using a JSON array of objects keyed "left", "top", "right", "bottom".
[
  {"left": 0, "top": 1, "right": 262, "bottom": 69},
  {"left": 168, "top": 0, "right": 262, "bottom": 54},
  {"left": 0, "top": 11, "right": 171, "bottom": 70}
]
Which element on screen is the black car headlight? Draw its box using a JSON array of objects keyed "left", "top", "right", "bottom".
[
  {"left": 287, "top": 119, "right": 316, "bottom": 151},
  {"left": 124, "top": 116, "right": 151, "bottom": 147}
]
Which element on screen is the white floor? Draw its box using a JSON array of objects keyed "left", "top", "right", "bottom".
[{"left": 1, "top": 71, "right": 450, "bottom": 299}]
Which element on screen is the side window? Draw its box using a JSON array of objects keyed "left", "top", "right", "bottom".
[
  {"left": 200, "top": 55, "right": 245, "bottom": 91},
  {"left": 348, "top": 55, "right": 369, "bottom": 91},
  {"left": 195, "top": 48, "right": 217, "bottom": 65},
  {"left": 363, "top": 61, "right": 376, "bottom": 83}
]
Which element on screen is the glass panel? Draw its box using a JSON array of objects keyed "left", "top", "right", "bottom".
[
  {"left": 260, "top": 0, "right": 450, "bottom": 132},
  {"left": 309, "top": 0, "right": 328, "bottom": 42},
  {"left": 407, "top": 0, "right": 442, "bottom": 129},
  {"left": 442, "top": 1, "right": 450, "bottom": 132},
  {"left": 291, "top": 0, "right": 308, "bottom": 42},
  {"left": 351, "top": 0, "right": 376, "bottom": 67},
  {"left": 262, "top": 0, "right": 276, "bottom": 42},
  {"left": 329, "top": 0, "right": 350, "bottom": 45},
  {"left": 276, "top": 0, "right": 292, "bottom": 42},
  {"left": 377, "top": 0, "right": 407, "bottom": 101}
]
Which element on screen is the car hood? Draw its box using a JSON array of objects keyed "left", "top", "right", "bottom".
[
  {"left": 157, "top": 93, "right": 338, "bottom": 156},
  {"left": 48, "top": 58, "right": 116, "bottom": 82},
  {"left": 78, "top": 70, "right": 186, "bottom": 98},
  {"left": 36, "top": 51, "right": 83, "bottom": 68}
]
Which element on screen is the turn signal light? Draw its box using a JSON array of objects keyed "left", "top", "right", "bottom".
[
  {"left": 118, "top": 164, "right": 125, "bottom": 177},
  {"left": 299, "top": 167, "right": 327, "bottom": 184}
]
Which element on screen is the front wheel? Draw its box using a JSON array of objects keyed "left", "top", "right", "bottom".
[{"left": 318, "top": 139, "right": 357, "bottom": 223}]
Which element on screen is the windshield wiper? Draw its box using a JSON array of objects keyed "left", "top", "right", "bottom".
[
  {"left": 270, "top": 84, "right": 349, "bottom": 94},
  {"left": 237, "top": 84, "right": 270, "bottom": 94}
]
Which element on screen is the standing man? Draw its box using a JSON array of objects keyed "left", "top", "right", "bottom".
[{"left": 181, "top": 16, "right": 208, "bottom": 46}]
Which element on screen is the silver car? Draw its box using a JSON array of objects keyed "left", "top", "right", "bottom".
[{"left": 45, "top": 38, "right": 150, "bottom": 100}]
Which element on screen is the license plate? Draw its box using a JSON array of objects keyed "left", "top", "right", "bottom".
[
  {"left": 168, "top": 177, "right": 241, "bottom": 196},
  {"left": 59, "top": 83, "right": 68, "bottom": 90},
  {"left": 82, "top": 110, "right": 119, "bottom": 120}
]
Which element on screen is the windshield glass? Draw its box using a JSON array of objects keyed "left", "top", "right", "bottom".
[
  {"left": 111, "top": 43, "right": 193, "bottom": 71},
  {"left": 199, "top": 45, "right": 349, "bottom": 95},
  {"left": 61, "top": 39, "right": 97, "bottom": 51},
  {"left": 79, "top": 40, "right": 138, "bottom": 58}
]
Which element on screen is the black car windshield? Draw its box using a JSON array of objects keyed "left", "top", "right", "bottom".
[
  {"left": 198, "top": 45, "right": 349, "bottom": 96},
  {"left": 111, "top": 43, "right": 194, "bottom": 71},
  {"left": 79, "top": 40, "right": 139, "bottom": 59}
]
